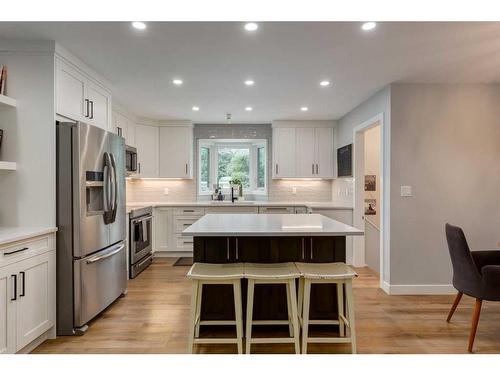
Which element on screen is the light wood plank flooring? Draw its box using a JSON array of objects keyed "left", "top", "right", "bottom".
[{"left": 33, "top": 258, "right": 500, "bottom": 354}]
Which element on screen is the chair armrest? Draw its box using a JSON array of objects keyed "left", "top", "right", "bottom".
[
  {"left": 471, "top": 250, "right": 500, "bottom": 271},
  {"left": 481, "top": 265, "right": 500, "bottom": 287}
]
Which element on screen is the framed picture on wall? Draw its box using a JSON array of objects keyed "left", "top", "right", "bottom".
[
  {"left": 365, "top": 175, "right": 376, "bottom": 191},
  {"left": 364, "top": 199, "right": 376, "bottom": 215}
]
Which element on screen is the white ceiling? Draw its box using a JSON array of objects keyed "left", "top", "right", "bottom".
[{"left": 0, "top": 22, "right": 499, "bottom": 122}]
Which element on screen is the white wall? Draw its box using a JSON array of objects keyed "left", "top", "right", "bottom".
[
  {"left": 0, "top": 46, "right": 56, "bottom": 227},
  {"left": 390, "top": 84, "right": 500, "bottom": 287}
]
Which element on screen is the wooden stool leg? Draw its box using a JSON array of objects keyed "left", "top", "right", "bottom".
[
  {"left": 233, "top": 280, "right": 244, "bottom": 354},
  {"left": 285, "top": 282, "right": 294, "bottom": 337},
  {"left": 446, "top": 291, "right": 463, "bottom": 322},
  {"left": 298, "top": 277, "right": 304, "bottom": 323},
  {"left": 195, "top": 282, "right": 203, "bottom": 337},
  {"left": 245, "top": 279, "right": 255, "bottom": 355},
  {"left": 301, "top": 279, "right": 311, "bottom": 354},
  {"left": 345, "top": 280, "right": 357, "bottom": 354},
  {"left": 468, "top": 298, "right": 482, "bottom": 353},
  {"left": 337, "top": 282, "right": 345, "bottom": 337},
  {"left": 187, "top": 280, "right": 199, "bottom": 354},
  {"left": 288, "top": 279, "right": 301, "bottom": 354}
]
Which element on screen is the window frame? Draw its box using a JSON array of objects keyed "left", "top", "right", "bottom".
[{"left": 198, "top": 139, "right": 267, "bottom": 196}]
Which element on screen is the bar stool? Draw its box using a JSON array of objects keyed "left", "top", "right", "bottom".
[
  {"left": 244, "top": 262, "right": 301, "bottom": 354},
  {"left": 296, "top": 262, "right": 358, "bottom": 354},
  {"left": 186, "top": 262, "right": 244, "bottom": 354}
]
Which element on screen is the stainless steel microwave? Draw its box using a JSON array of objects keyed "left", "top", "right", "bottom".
[{"left": 125, "top": 145, "right": 138, "bottom": 174}]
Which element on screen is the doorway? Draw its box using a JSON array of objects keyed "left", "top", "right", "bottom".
[{"left": 352, "top": 113, "right": 387, "bottom": 290}]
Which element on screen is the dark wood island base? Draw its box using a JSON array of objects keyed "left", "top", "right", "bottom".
[{"left": 193, "top": 236, "right": 346, "bottom": 322}]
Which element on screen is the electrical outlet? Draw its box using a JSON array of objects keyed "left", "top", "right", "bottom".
[
  {"left": 292, "top": 186, "right": 297, "bottom": 195},
  {"left": 163, "top": 188, "right": 170, "bottom": 195},
  {"left": 401, "top": 185, "right": 412, "bottom": 197}
]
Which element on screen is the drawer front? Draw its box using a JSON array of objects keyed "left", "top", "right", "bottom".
[
  {"left": 0, "top": 235, "right": 54, "bottom": 268},
  {"left": 259, "top": 206, "right": 294, "bottom": 214},
  {"left": 173, "top": 216, "right": 201, "bottom": 233},
  {"left": 175, "top": 235, "right": 194, "bottom": 250},
  {"left": 172, "top": 207, "right": 205, "bottom": 216},
  {"left": 205, "top": 207, "right": 259, "bottom": 214}
]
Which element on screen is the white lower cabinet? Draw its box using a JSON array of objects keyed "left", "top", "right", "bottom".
[
  {"left": 153, "top": 209, "right": 170, "bottom": 252},
  {"left": 0, "top": 234, "right": 56, "bottom": 354}
]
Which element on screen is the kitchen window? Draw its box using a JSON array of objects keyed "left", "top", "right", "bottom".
[{"left": 198, "top": 139, "right": 267, "bottom": 195}]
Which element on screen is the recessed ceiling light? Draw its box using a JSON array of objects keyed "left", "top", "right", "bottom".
[
  {"left": 319, "top": 80, "right": 330, "bottom": 87},
  {"left": 244, "top": 23, "right": 259, "bottom": 32},
  {"left": 172, "top": 79, "right": 183, "bottom": 86},
  {"left": 244, "top": 79, "right": 255, "bottom": 86},
  {"left": 192, "top": 106, "right": 200, "bottom": 111},
  {"left": 245, "top": 106, "right": 253, "bottom": 111},
  {"left": 132, "top": 22, "right": 146, "bottom": 30},
  {"left": 300, "top": 107, "right": 309, "bottom": 112},
  {"left": 361, "top": 22, "right": 377, "bottom": 31}
]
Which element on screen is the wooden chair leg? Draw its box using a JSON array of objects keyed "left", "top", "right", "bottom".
[
  {"left": 337, "top": 283, "right": 345, "bottom": 337},
  {"left": 233, "top": 280, "right": 244, "bottom": 354},
  {"left": 298, "top": 277, "right": 304, "bottom": 322},
  {"left": 345, "top": 280, "right": 357, "bottom": 354},
  {"left": 187, "top": 280, "right": 199, "bottom": 354},
  {"left": 468, "top": 298, "right": 482, "bottom": 353},
  {"left": 446, "top": 291, "right": 463, "bottom": 322},
  {"left": 245, "top": 280, "right": 255, "bottom": 355},
  {"left": 288, "top": 279, "right": 301, "bottom": 354},
  {"left": 195, "top": 282, "right": 203, "bottom": 337},
  {"left": 301, "top": 280, "right": 311, "bottom": 354},
  {"left": 285, "top": 282, "right": 294, "bottom": 337}
]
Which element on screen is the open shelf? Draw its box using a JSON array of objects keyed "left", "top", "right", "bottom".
[
  {"left": 0, "top": 161, "right": 17, "bottom": 171},
  {"left": 0, "top": 94, "right": 17, "bottom": 108}
]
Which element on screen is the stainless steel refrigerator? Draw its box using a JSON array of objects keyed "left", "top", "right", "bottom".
[{"left": 56, "top": 121, "right": 127, "bottom": 335}]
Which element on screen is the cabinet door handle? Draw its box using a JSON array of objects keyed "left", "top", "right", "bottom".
[
  {"left": 138, "top": 162, "right": 141, "bottom": 174},
  {"left": 226, "top": 238, "right": 230, "bottom": 260},
  {"left": 4, "top": 247, "right": 28, "bottom": 256},
  {"left": 235, "top": 238, "right": 239, "bottom": 260},
  {"left": 90, "top": 100, "right": 94, "bottom": 119},
  {"left": 301, "top": 238, "right": 305, "bottom": 260},
  {"left": 11, "top": 275, "right": 17, "bottom": 301},
  {"left": 20, "top": 271, "right": 26, "bottom": 297},
  {"left": 310, "top": 238, "right": 314, "bottom": 260},
  {"left": 185, "top": 163, "right": 188, "bottom": 175},
  {"left": 275, "top": 164, "right": 279, "bottom": 174},
  {"left": 312, "top": 164, "right": 315, "bottom": 174},
  {"left": 316, "top": 164, "right": 319, "bottom": 174},
  {"left": 85, "top": 99, "right": 90, "bottom": 117}
]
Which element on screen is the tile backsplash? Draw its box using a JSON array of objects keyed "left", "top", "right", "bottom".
[{"left": 126, "top": 179, "right": 196, "bottom": 203}]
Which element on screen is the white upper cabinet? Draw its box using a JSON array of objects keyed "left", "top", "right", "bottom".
[
  {"left": 55, "top": 59, "right": 87, "bottom": 122},
  {"left": 272, "top": 123, "right": 335, "bottom": 179},
  {"left": 55, "top": 57, "right": 112, "bottom": 131},
  {"left": 135, "top": 124, "right": 159, "bottom": 178},
  {"left": 159, "top": 126, "right": 193, "bottom": 179},
  {"left": 111, "top": 110, "right": 136, "bottom": 147},
  {"left": 86, "top": 81, "right": 111, "bottom": 130},
  {"left": 295, "top": 128, "right": 316, "bottom": 177},
  {"left": 314, "top": 127, "right": 334, "bottom": 178},
  {"left": 272, "top": 127, "right": 296, "bottom": 178}
]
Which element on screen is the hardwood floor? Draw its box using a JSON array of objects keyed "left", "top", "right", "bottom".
[{"left": 33, "top": 258, "right": 500, "bottom": 354}]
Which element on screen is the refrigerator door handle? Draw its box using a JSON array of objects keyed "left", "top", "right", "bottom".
[
  {"left": 110, "top": 153, "right": 118, "bottom": 222},
  {"left": 86, "top": 244, "right": 125, "bottom": 264},
  {"left": 103, "top": 152, "right": 113, "bottom": 223}
]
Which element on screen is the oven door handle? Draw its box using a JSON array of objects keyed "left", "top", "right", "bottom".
[{"left": 131, "top": 215, "right": 153, "bottom": 224}]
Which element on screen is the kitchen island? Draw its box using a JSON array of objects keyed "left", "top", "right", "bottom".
[{"left": 183, "top": 214, "right": 363, "bottom": 322}]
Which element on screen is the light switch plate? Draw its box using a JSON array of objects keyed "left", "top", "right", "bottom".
[
  {"left": 401, "top": 185, "right": 412, "bottom": 197},
  {"left": 292, "top": 186, "right": 297, "bottom": 195},
  {"left": 164, "top": 188, "right": 170, "bottom": 195}
]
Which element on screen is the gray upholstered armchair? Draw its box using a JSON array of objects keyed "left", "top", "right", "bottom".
[{"left": 445, "top": 223, "right": 500, "bottom": 352}]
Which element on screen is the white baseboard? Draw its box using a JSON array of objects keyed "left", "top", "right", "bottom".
[
  {"left": 154, "top": 251, "right": 193, "bottom": 258},
  {"left": 383, "top": 282, "right": 456, "bottom": 295}
]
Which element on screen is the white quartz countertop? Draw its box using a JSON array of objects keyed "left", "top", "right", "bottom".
[
  {"left": 0, "top": 227, "right": 58, "bottom": 246},
  {"left": 126, "top": 201, "right": 353, "bottom": 213},
  {"left": 182, "top": 214, "right": 363, "bottom": 237}
]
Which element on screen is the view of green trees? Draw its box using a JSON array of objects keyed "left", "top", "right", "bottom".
[{"left": 217, "top": 148, "right": 250, "bottom": 188}]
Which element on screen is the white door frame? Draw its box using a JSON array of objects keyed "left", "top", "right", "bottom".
[{"left": 352, "top": 112, "right": 390, "bottom": 292}]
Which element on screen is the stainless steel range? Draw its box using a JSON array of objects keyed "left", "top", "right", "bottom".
[{"left": 129, "top": 206, "right": 153, "bottom": 278}]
